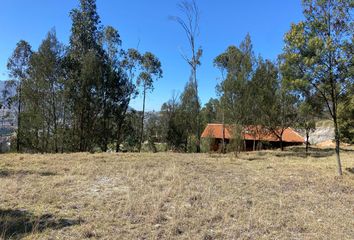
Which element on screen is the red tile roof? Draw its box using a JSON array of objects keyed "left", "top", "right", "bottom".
[{"left": 201, "top": 124, "right": 304, "bottom": 143}]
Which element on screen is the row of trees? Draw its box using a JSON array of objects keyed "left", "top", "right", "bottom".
[
  {"left": 5, "top": 0, "right": 162, "bottom": 153},
  {"left": 156, "top": 0, "right": 353, "bottom": 177},
  {"left": 3, "top": 0, "right": 353, "bottom": 175}
]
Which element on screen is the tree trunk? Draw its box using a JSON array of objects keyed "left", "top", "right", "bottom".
[
  {"left": 51, "top": 93, "right": 58, "bottom": 153},
  {"left": 334, "top": 120, "right": 343, "bottom": 176},
  {"left": 194, "top": 67, "right": 201, "bottom": 153},
  {"left": 61, "top": 102, "right": 66, "bottom": 154},
  {"left": 79, "top": 109, "right": 85, "bottom": 152},
  {"left": 222, "top": 113, "right": 225, "bottom": 154},
  {"left": 54, "top": 120, "right": 58, "bottom": 153},
  {"left": 115, "top": 98, "right": 131, "bottom": 153},
  {"left": 139, "top": 85, "right": 146, "bottom": 152},
  {"left": 116, "top": 120, "right": 123, "bottom": 153},
  {"left": 102, "top": 113, "right": 108, "bottom": 152},
  {"left": 306, "top": 131, "right": 309, "bottom": 155},
  {"left": 102, "top": 88, "right": 109, "bottom": 152},
  {"left": 16, "top": 85, "right": 22, "bottom": 152},
  {"left": 280, "top": 138, "right": 284, "bottom": 151},
  {"left": 253, "top": 140, "right": 256, "bottom": 151}
]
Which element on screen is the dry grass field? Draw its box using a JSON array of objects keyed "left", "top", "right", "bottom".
[{"left": 0, "top": 147, "right": 353, "bottom": 239}]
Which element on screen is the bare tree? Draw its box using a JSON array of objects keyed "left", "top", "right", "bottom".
[{"left": 170, "top": 0, "right": 203, "bottom": 152}]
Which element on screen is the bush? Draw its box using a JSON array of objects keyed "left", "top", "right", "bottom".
[
  {"left": 200, "top": 138, "right": 211, "bottom": 153},
  {"left": 187, "top": 135, "right": 199, "bottom": 153}
]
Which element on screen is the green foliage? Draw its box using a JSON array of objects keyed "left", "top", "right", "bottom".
[
  {"left": 248, "top": 58, "right": 280, "bottom": 127},
  {"left": 338, "top": 93, "right": 354, "bottom": 143},
  {"left": 214, "top": 34, "right": 254, "bottom": 125},
  {"left": 160, "top": 96, "right": 188, "bottom": 152},
  {"left": 119, "top": 110, "right": 141, "bottom": 152},
  {"left": 6, "top": 40, "right": 33, "bottom": 152},
  {"left": 281, "top": 0, "right": 354, "bottom": 120},
  {"left": 227, "top": 125, "right": 244, "bottom": 156},
  {"left": 200, "top": 137, "right": 212, "bottom": 153},
  {"left": 281, "top": 0, "right": 354, "bottom": 174},
  {"left": 200, "top": 98, "right": 220, "bottom": 128},
  {"left": 172, "top": 0, "right": 203, "bottom": 152},
  {"left": 136, "top": 52, "right": 163, "bottom": 152},
  {"left": 5, "top": 0, "right": 161, "bottom": 153},
  {"left": 213, "top": 35, "right": 300, "bottom": 151}
]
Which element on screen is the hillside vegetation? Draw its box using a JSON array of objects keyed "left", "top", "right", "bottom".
[{"left": 0, "top": 148, "right": 353, "bottom": 239}]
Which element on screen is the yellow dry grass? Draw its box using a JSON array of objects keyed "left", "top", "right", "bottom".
[{"left": 0, "top": 147, "right": 353, "bottom": 239}]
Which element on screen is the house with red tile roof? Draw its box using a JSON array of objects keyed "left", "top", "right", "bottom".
[{"left": 201, "top": 124, "right": 304, "bottom": 151}]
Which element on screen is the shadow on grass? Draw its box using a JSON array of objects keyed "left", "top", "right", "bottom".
[
  {"left": 346, "top": 168, "right": 354, "bottom": 174},
  {"left": 238, "top": 148, "right": 334, "bottom": 161},
  {"left": 241, "top": 157, "right": 265, "bottom": 161},
  {"left": 0, "top": 209, "right": 82, "bottom": 239},
  {"left": 341, "top": 148, "right": 354, "bottom": 152},
  {"left": 0, "top": 169, "right": 57, "bottom": 178},
  {"left": 274, "top": 147, "right": 335, "bottom": 159}
]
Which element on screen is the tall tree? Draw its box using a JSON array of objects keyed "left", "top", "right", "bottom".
[
  {"left": 160, "top": 94, "right": 188, "bottom": 151},
  {"left": 214, "top": 35, "right": 254, "bottom": 125},
  {"left": 25, "top": 30, "right": 65, "bottom": 152},
  {"left": 137, "top": 52, "right": 162, "bottom": 152},
  {"left": 214, "top": 35, "right": 254, "bottom": 153},
  {"left": 171, "top": 0, "right": 203, "bottom": 152},
  {"left": 267, "top": 75, "right": 298, "bottom": 151},
  {"left": 281, "top": 0, "right": 354, "bottom": 175},
  {"left": 247, "top": 58, "right": 279, "bottom": 150},
  {"left": 67, "top": 0, "right": 105, "bottom": 151},
  {"left": 115, "top": 48, "right": 141, "bottom": 152},
  {"left": 180, "top": 79, "right": 200, "bottom": 152},
  {"left": 99, "top": 25, "right": 131, "bottom": 152},
  {"left": 7, "top": 40, "right": 32, "bottom": 152},
  {"left": 4, "top": 0, "right": 159, "bottom": 153}
]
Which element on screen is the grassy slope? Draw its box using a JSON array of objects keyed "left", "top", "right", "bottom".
[{"left": 0, "top": 148, "right": 353, "bottom": 239}]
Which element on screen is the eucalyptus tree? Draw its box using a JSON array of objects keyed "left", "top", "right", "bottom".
[
  {"left": 268, "top": 76, "right": 298, "bottom": 151},
  {"left": 214, "top": 34, "right": 254, "bottom": 125},
  {"left": 247, "top": 58, "right": 298, "bottom": 151},
  {"left": 25, "top": 30, "right": 64, "bottom": 152},
  {"left": 160, "top": 94, "right": 188, "bottom": 151},
  {"left": 115, "top": 48, "right": 141, "bottom": 152},
  {"left": 200, "top": 98, "right": 220, "bottom": 127},
  {"left": 213, "top": 36, "right": 254, "bottom": 153},
  {"left": 137, "top": 52, "right": 162, "bottom": 152},
  {"left": 247, "top": 58, "right": 278, "bottom": 150},
  {"left": 171, "top": 0, "right": 203, "bottom": 152},
  {"left": 180, "top": 78, "right": 200, "bottom": 152},
  {"left": 67, "top": 0, "right": 105, "bottom": 151},
  {"left": 7, "top": 40, "right": 32, "bottom": 152},
  {"left": 281, "top": 0, "right": 354, "bottom": 175},
  {"left": 99, "top": 26, "right": 131, "bottom": 152}
]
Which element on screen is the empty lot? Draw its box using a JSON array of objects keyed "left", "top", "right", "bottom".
[{"left": 0, "top": 148, "right": 353, "bottom": 239}]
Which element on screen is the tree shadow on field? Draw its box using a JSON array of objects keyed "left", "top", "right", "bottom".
[
  {"left": 240, "top": 156, "right": 265, "bottom": 161},
  {"left": 341, "top": 148, "right": 354, "bottom": 152},
  {"left": 0, "top": 169, "right": 57, "bottom": 178},
  {"left": 346, "top": 168, "right": 354, "bottom": 174},
  {"left": 0, "top": 209, "right": 82, "bottom": 239},
  {"left": 274, "top": 147, "right": 335, "bottom": 159}
]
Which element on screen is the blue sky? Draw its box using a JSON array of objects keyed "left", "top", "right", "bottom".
[{"left": 0, "top": 0, "right": 303, "bottom": 111}]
